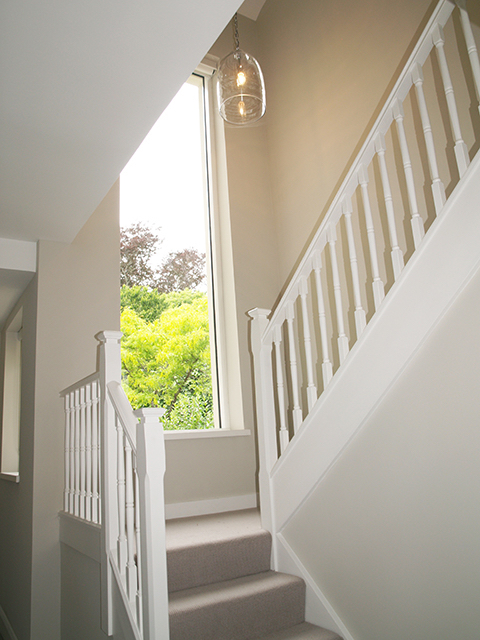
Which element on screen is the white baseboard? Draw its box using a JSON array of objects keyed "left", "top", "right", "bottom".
[
  {"left": 0, "top": 605, "right": 19, "bottom": 640},
  {"left": 276, "top": 533, "right": 355, "bottom": 640},
  {"left": 165, "top": 493, "right": 258, "bottom": 520}
]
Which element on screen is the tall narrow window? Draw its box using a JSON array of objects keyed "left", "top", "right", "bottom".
[
  {"left": 1, "top": 307, "right": 22, "bottom": 480},
  {"left": 120, "top": 60, "right": 244, "bottom": 432}
]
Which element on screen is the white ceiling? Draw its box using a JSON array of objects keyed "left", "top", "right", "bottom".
[
  {"left": 0, "top": 0, "right": 247, "bottom": 246},
  {"left": 0, "top": 0, "right": 268, "bottom": 327}
]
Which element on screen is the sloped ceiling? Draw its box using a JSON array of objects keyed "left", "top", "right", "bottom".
[{"left": 0, "top": 0, "right": 248, "bottom": 245}]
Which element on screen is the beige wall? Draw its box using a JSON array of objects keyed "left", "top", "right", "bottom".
[
  {"left": 283, "top": 263, "right": 480, "bottom": 640},
  {"left": 0, "top": 280, "right": 37, "bottom": 640},
  {"left": 0, "top": 183, "right": 121, "bottom": 640}
]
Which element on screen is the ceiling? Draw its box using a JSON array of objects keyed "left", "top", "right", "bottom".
[
  {"left": 0, "top": 0, "right": 269, "bottom": 327},
  {"left": 0, "top": 0, "right": 266, "bottom": 247}
]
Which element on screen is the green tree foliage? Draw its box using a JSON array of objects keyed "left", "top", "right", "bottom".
[
  {"left": 121, "top": 285, "right": 205, "bottom": 323},
  {"left": 121, "top": 294, "right": 213, "bottom": 430}
]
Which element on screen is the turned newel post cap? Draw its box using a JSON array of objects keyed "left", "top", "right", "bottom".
[
  {"left": 95, "top": 330, "right": 123, "bottom": 344},
  {"left": 134, "top": 408, "right": 165, "bottom": 423},
  {"left": 247, "top": 308, "right": 271, "bottom": 320}
]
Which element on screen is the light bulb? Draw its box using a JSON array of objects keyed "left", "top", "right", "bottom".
[
  {"left": 236, "top": 71, "right": 246, "bottom": 87},
  {"left": 238, "top": 100, "right": 246, "bottom": 116}
]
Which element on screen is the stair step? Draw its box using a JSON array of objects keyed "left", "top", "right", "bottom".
[
  {"left": 166, "top": 509, "right": 271, "bottom": 592},
  {"left": 168, "top": 570, "right": 305, "bottom": 640},
  {"left": 258, "top": 622, "right": 343, "bottom": 640}
]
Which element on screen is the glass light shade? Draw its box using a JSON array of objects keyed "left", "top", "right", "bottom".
[{"left": 217, "top": 49, "right": 266, "bottom": 125}]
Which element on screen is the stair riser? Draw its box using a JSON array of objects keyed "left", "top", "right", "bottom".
[
  {"left": 168, "top": 531, "right": 272, "bottom": 592},
  {"left": 169, "top": 578, "right": 306, "bottom": 640}
]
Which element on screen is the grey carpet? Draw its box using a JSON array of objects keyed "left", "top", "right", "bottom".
[{"left": 166, "top": 509, "right": 343, "bottom": 640}]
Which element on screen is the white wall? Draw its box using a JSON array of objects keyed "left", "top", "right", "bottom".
[
  {"left": 31, "top": 183, "right": 120, "bottom": 640},
  {"left": 282, "top": 262, "right": 480, "bottom": 639}
]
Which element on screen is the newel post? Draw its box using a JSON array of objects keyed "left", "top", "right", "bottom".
[
  {"left": 248, "top": 309, "right": 278, "bottom": 542},
  {"left": 97, "top": 330, "right": 123, "bottom": 636},
  {"left": 135, "top": 408, "right": 169, "bottom": 640}
]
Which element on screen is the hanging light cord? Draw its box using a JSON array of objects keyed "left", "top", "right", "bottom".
[{"left": 233, "top": 13, "right": 240, "bottom": 51}]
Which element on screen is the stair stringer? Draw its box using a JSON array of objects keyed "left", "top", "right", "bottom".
[
  {"left": 275, "top": 531, "right": 355, "bottom": 640},
  {"left": 269, "top": 150, "right": 480, "bottom": 535}
]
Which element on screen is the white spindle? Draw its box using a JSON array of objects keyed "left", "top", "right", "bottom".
[
  {"left": 273, "top": 324, "right": 289, "bottom": 453},
  {"left": 124, "top": 442, "right": 137, "bottom": 604},
  {"left": 299, "top": 276, "right": 317, "bottom": 411},
  {"left": 458, "top": 2, "right": 480, "bottom": 115},
  {"left": 393, "top": 99, "right": 425, "bottom": 249},
  {"left": 432, "top": 23, "right": 470, "bottom": 177},
  {"left": 69, "top": 391, "right": 75, "bottom": 514},
  {"left": 74, "top": 388, "right": 81, "bottom": 517},
  {"left": 411, "top": 63, "right": 446, "bottom": 214},
  {"left": 85, "top": 384, "right": 93, "bottom": 522},
  {"left": 91, "top": 380, "right": 100, "bottom": 524},
  {"left": 135, "top": 476, "right": 143, "bottom": 634},
  {"left": 358, "top": 164, "right": 385, "bottom": 311},
  {"left": 312, "top": 251, "right": 333, "bottom": 387},
  {"left": 374, "top": 133, "right": 405, "bottom": 280},
  {"left": 286, "top": 301, "right": 303, "bottom": 432},
  {"left": 64, "top": 394, "right": 71, "bottom": 512},
  {"left": 327, "top": 225, "right": 349, "bottom": 363},
  {"left": 116, "top": 419, "right": 127, "bottom": 573},
  {"left": 342, "top": 197, "right": 367, "bottom": 338},
  {"left": 79, "top": 386, "right": 87, "bottom": 519}
]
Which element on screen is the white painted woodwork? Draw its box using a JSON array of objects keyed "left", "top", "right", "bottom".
[
  {"left": 61, "top": 374, "right": 103, "bottom": 524},
  {"left": 374, "top": 133, "right": 404, "bottom": 281},
  {"left": 411, "top": 63, "right": 446, "bottom": 214},
  {"left": 312, "top": 251, "right": 333, "bottom": 388},
  {"left": 247, "top": 308, "right": 278, "bottom": 544},
  {"left": 392, "top": 99, "right": 425, "bottom": 249},
  {"left": 357, "top": 164, "right": 385, "bottom": 311},
  {"left": 342, "top": 197, "right": 367, "bottom": 338},
  {"left": 273, "top": 324, "right": 289, "bottom": 454},
  {"left": 327, "top": 225, "right": 349, "bottom": 364},
  {"left": 248, "top": 2, "right": 477, "bottom": 564},
  {"left": 92, "top": 380, "right": 100, "bottom": 525},
  {"left": 299, "top": 276, "right": 317, "bottom": 411},
  {"left": 64, "top": 394, "right": 71, "bottom": 512},
  {"left": 432, "top": 24, "right": 470, "bottom": 177},
  {"left": 286, "top": 300, "right": 303, "bottom": 432},
  {"left": 135, "top": 408, "right": 169, "bottom": 640},
  {"left": 80, "top": 386, "right": 86, "bottom": 520},
  {"left": 116, "top": 416, "right": 127, "bottom": 575},
  {"left": 85, "top": 384, "right": 92, "bottom": 522},
  {"left": 457, "top": 3, "right": 480, "bottom": 115}
]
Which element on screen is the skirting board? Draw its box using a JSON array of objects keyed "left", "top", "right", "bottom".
[
  {"left": 0, "top": 605, "right": 19, "bottom": 640},
  {"left": 276, "top": 533, "right": 355, "bottom": 640},
  {"left": 165, "top": 493, "right": 258, "bottom": 519}
]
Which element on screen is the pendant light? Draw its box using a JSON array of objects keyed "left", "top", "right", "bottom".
[{"left": 217, "top": 13, "right": 266, "bottom": 125}]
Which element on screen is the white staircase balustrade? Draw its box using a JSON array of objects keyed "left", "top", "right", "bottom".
[
  {"left": 60, "top": 332, "right": 170, "bottom": 640},
  {"left": 61, "top": 373, "right": 101, "bottom": 523},
  {"left": 249, "top": 0, "right": 480, "bottom": 533}
]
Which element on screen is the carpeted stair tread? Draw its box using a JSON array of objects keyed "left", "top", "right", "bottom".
[
  {"left": 166, "top": 509, "right": 271, "bottom": 592},
  {"left": 169, "top": 570, "right": 305, "bottom": 640},
  {"left": 255, "top": 622, "right": 343, "bottom": 640}
]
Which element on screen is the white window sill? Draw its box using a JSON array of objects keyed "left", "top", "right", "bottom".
[
  {"left": 0, "top": 472, "right": 20, "bottom": 483},
  {"left": 163, "top": 428, "right": 251, "bottom": 441}
]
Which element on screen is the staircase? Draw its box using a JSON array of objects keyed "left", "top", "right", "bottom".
[{"left": 166, "top": 509, "right": 342, "bottom": 640}]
